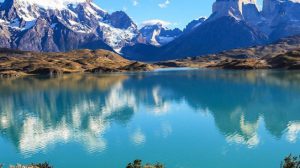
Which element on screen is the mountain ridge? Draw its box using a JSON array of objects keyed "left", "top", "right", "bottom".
[
  {"left": 1, "top": 0, "right": 300, "bottom": 61},
  {"left": 0, "top": 0, "right": 138, "bottom": 52}
]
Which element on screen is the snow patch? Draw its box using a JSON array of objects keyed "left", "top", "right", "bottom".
[
  {"left": 15, "top": 0, "right": 88, "bottom": 10},
  {"left": 23, "top": 20, "right": 36, "bottom": 30},
  {"left": 99, "top": 22, "right": 136, "bottom": 50},
  {"left": 290, "top": 0, "right": 300, "bottom": 3}
]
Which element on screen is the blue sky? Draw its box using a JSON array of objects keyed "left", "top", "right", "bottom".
[
  {"left": 97, "top": 0, "right": 215, "bottom": 29},
  {"left": 97, "top": 0, "right": 263, "bottom": 29}
]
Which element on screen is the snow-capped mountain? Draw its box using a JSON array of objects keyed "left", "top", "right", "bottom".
[
  {"left": 0, "top": 0, "right": 138, "bottom": 52},
  {"left": 139, "top": 21, "right": 182, "bottom": 46},
  {"left": 2, "top": 0, "right": 300, "bottom": 61}
]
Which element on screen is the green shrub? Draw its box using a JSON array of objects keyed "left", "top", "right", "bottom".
[
  {"left": 281, "top": 155, "right": 300, "bottom": 168},
  {"left": 126, "top": 160, "right": 164, "bottom": 168}
]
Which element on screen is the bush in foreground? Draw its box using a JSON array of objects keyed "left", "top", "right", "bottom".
[
  {"left": 281, "top": 155, "right": 300, "bottom": 168},
  {"left": 126, "top": 160, "right": 164, "bottom": 168}
]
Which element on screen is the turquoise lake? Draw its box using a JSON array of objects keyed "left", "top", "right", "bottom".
[{"left": 0, "top": 69, "right": 299, "bottom": 168}]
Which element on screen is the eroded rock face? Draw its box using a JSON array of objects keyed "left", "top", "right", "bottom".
[
  {"left": 209, "top": 0, "right": 300, "bottom": 40},
  {"left": 262, "top": 0, "right": 300, "bottom": 40},
  {"left": 212, "top": 0, "right": 258, "bottom": 20}
]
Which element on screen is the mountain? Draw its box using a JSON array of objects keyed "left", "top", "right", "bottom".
[
  {"left": 123, "top": 16, "right": 267, "bottom": 61},
  {"left": 2, "top": 0, "right": 300, "bottom": 62},
  {"left": 123, "top": 0, "right": 300, "bottom": 61},
  {"left": 262, "top": 0, "right": 300, "bottom": 41},
  {"left": 139, "top": 21, "right": 182, "bottom": 46},
  {"left": 161, "top": 16, "right": 267, "bottom": 60},
  {"left": 0, "top": 0, "right": 138, "bottom": 52}
]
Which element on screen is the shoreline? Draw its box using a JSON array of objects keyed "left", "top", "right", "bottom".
[{"left": 2, "top": 64, "right": 300, "bottom": 79}]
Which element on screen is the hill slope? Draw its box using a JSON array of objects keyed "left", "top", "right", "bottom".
[
  {"left": 0, "top": 48, "right": 155, "bottom": 77},
  {"left": 157, "top": 36, "right": 300, "bottom": 69}
]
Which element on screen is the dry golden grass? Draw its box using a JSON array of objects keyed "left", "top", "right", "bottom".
[{"left": 0, "top": 49, "right": 155, "bottom": 77}]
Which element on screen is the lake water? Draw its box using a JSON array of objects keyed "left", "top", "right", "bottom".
[{"left": 0, "top": 69, "right": 299, "bottom": 168}]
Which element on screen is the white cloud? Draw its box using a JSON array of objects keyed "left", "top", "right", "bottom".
[
  {"left": 132, "top": 0, "right": 139, "bottom": 6},
  {"left": 158, "top": 0, "right": 170, "bottom": 8},
  {"left": 141, "top": 19, "right": 171, "bottom": 27}
]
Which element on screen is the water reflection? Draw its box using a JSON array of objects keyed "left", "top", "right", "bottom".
[{"left": 0, "top": 70, "right": 300, "bottom": 156}]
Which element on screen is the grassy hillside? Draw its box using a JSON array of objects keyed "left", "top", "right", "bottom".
[{"left": 0, "top": 49, "right": 156, "bottom": 77}]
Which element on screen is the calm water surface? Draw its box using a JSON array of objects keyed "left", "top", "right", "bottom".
[{"left": 0, "top": 69, "right": 299, "bottom": 168}]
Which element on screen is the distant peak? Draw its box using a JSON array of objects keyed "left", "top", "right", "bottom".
[{"left": 140, "top": 19, "right": 171, "bottom": 29}]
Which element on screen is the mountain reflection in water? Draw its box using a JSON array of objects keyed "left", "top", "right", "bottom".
[{"left": 0, "top": 70, "right": 300, "bottom": 168}]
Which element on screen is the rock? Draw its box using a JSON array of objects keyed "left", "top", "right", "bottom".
[
  {"left": 120, "top": 62, "right": 155, "bottom": 71},
  {"left": 89, "top": 66, "right": 120, "bottom": 73},
  {"left": 29, "top": 67, "right": 64, "bottom": 76},
  {"left": 0, "top": 70, "right": 26, "bottom": 78}
]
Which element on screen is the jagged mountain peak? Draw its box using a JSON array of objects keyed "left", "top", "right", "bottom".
[
  {"left": 8, "top": 0, "right": 95, "bottom": 10},
  {"left": 0, "top": 0, "right": 109, "bottom": 22},
  {"left": 0, "top": 0, "right": 139, "bottom": 52},
  {"left": 211, "top": 0, "right": 259, "bottom": 20},
  {"left": 105, "top": 11, "right": 137, "bottom": 30}
]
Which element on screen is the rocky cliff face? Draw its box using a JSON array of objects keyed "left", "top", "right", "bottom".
[
  {"left": 211, "top": 0, "right": 257, "bottom": 20},
  {"left": 212, "top": 0, "right": 300, "bottom": 40},
  {"left": 262, "top": 0, "right": 300, "bottom": 40}
]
